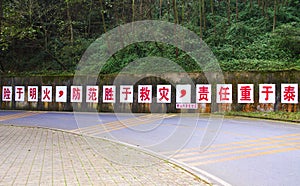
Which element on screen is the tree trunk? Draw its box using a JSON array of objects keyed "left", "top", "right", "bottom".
[
  {"left": 273, "top": 0, "right": 277, "bottom": 32},
  {"left": 99, "top": 0, "right": 107, "bottom": 33},
  {"left": 202, "top": 0, "right": 206, "bottom": 30},
  {"left": 29, "top": 0, "right": 33, "bottom": 25},
  {"left": 210, "top": 0, "right": 216, "bottom": 34},
  {"left": 66, "top": 1, "right": 74, "bottom": 44},
  {"left": 132, "top": 0, "right": 135, "bottom": 22},
  {"left": 0, "top": 0, "right": 4, "bottom": 72},
  {"left": 44, "top": 29, "right": 48, "bottom": 50},
  {"left": 227, "top": 0, "right": 231, "bottom": 25},
  {"left": 0, "top": 0, "right": 2, "bottom": 33},
  {"left": 139, "top": 0, "right": 143, "bottom": 19},
  {"left": 159, "top": 0, "right": 163, "bottom": 19},
  {"left": 87, "top": 0, "right": 93, "bottom": 36},
  {"left": 265, "top": 1, "right": 269, "bottom": 19},
  {"left": 262, "top": 0, "right": 265, "bottom": 16},
  {"left": 173, "top": 0, "right": 178, "bottom": 24},
  {"left": 122, "top": 0, "right": 125, "bottom": 23},
  {"left": 146, "top": 0, "right": 153, "bottom": 19},
  {"left": 199, "top": 0, "right": 203, "bottom": 38},
  {"left": 181, "top": 0, "right": 185, "bottom": 23},
  {"left": 173, "top": 0, "right": 179, "bottom": 57},
  {"left": 167, "top": 0, "right": 170, "bottom": 21},
  {"left": 236, "top": 0, "right": 239, "bottom": 21}
]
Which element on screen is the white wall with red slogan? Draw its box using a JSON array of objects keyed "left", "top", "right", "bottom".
[
  {"left": 2, "top": 84, "right": 298, "bottom": 104},
  {"left": 0, "top": 72, "right": 299, "bottom": 112}
]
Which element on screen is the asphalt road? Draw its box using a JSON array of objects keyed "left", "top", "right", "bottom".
[{"left": 1, "top": 110, "right": 300, "bottom": 186}]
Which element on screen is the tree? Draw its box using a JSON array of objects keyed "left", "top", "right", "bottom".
[
  {"left": 159, "top": 0, "right": 163, "bottom": 19},
  {"left": 0, "top": 0, "right": 2, "bottom": 32},
  {"left": 0, "top": 0, "right": 299, "bottom": 74},
  {"left": 227, "top": 0, "right": 231, "bottom": 25},
  {"left": 0, "top": 0, "right": 4, "bottom": 72},
  {"left": 99, "top": 0, "right": 107, "bottom": 33},
  {"left": 202, "top": 0, "right": 206, "bottom": 30},
  {"left": 273, "top": 0, "right": 277, "bottom": 32},
  {"left": 236, "top": 0, "right": 239, "bottom": 21},
  {"left": 132, "top": 0, "right": 135, "bottom": 22},
  {"left": 66, "top": 0, "right": 74, "bottom": 44},
  {"left": 210, "top": 0, "right": 216, "bottom": 34},
  {"left": 199, "top": 0, "right": 203, "bottom": 38}
]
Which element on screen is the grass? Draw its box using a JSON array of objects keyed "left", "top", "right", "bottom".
[{"left": 225, "top": 111, "right": 300, "bottom": 123}]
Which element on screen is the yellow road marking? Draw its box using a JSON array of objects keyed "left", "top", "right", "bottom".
[
  {"left": 73, "top": 114, "right": 176, "bottom": 135},
  {"left": 190, "top": 146, "right": 300, "bottom": 166},
  {"left": 161, "top": 133, "right": 300, "bottom": 155},
  {"left": 210, "top": 133, "right": 300, "bottom": 148},
  {"left": 178, "top": 141, "right": 300, "bottom": 162},
  {"left": 89, "top": 114, "right": 176, "bottom": 135},
  {"left": 73, "top": 114, "right": 165, "bottom": 133},
  {"left": 72, "top": 114, "right": 153, "bottom": 133},
  {"left": 0, "top": 111, "right": 45, "bottom": 121},
  {"left": 172, "top": 136, "right": 300, "bottom": 159}
]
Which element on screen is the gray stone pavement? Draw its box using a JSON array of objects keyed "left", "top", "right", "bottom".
[{"left": 0, "top": 125, "right": 207, "bottom": 185}]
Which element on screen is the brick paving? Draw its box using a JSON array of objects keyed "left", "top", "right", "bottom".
[{"left": 0, "top": 125, "right": 207, "bottom": 185}]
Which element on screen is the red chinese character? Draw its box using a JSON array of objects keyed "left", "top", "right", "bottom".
[
  {"left": 16, "top": 88, "right": 24, "bottom": 99},
  {"left": 122, "top": 87, "right": 132, "bottom": 101},
  {"left": 159, "top": 87, "right": 169, "bottom": 101},
  {"left": 261, "top": 86, "right": 273, "bottom": 101},
  {"left": 104, "top": 88, "right": 114, "bottom": 101},
  {"left": 140, "top": 87, "right": 150, "bottom": 101},
  {"left": 240, "top": 86, "right": 251, "bottom": 101},
  {"left": 29, "top": 88, "right": 37, "bottom": 99},
  {"left": 283, "top": 86, "right": 295, "bottom": 101},
  {"left": 72, "top": 87, "right": 81, "bottom": 100},
  {"left": 88, "top": 87, "right": 97, "bottom": 101},
  {"left": 43, "top": 88, "right": 51, "bottom": 100},
  {"left": 198, "top": 86, "right": 209, "bottom": 101},
  {"left": 219, "top": 87, "right": 230, "bottom": 101},
  {"left": 3, "top": 88, "right": 11, "bottom": 99}
]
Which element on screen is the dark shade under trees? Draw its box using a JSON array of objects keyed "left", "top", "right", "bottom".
[{"left": 0, "top": 0, "right": 299, "bottom": 75}]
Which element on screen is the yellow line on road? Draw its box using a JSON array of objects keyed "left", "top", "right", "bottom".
[
  {"left": 173, "top": 136, "right": 300, "bottom": 159},
  {"left": 89, "top": 114, "right": 176, "bottom": 135},
  {"left": 73, "top": 114, "right": 165, "bottom": 133},
  {"left": 190, "top": 146, "right": 300, "bottom": 166},
  {"left": 211, "top": 133, "right": 300, "bottom": 148},
  {"left": 178, "top": 141, "right": 300, "bottom": 162},
  {"left": 72, "top": 114, "right": 153, "bottom": 133},
  {"left": 0, "top": 111, "right": 46, "bottom": 121},
  {"left": 73, "top": 114, "right": 176, "bottom": 135},
  {"left": 161, "top": 133, "right": 300, "bottom": 155}
]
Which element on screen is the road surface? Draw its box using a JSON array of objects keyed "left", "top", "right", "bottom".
[{"left": 1, "top": 110, "right": 300, "bottom": 186}]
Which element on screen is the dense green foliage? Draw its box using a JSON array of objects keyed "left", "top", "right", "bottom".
[
  {"left": 226, "top": 111, "right": 300, "bottom": 123},
  {"left": 0, "top": 0, "right": 299, "bottom": 75}
]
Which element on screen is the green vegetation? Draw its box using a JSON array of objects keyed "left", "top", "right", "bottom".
[
  {"left": 0, "top": 0, "right": 299, "bottom": 75},
  {"left": 226, "top": 111, "right": 300, "bottom": 123}
]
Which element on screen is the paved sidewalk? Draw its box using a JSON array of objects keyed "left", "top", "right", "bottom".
[{"left": 0, "top": 125, "right": 206, "bottom": 185}]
